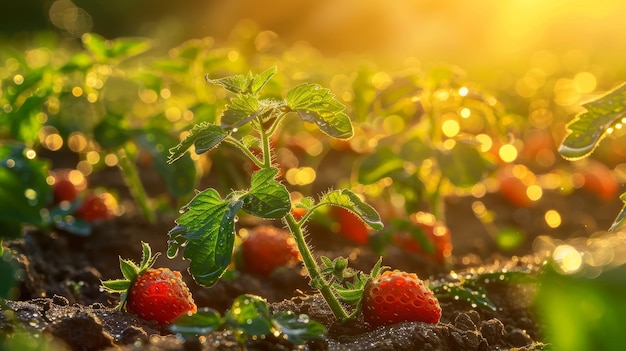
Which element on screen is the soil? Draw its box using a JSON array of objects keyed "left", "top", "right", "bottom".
[{"left": 0, "top": 162, "right": 622, "bottom": 351}]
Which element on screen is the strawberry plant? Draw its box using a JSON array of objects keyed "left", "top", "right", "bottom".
[{"left": 166, "top": 67, "right": 386, "bottom": 323}]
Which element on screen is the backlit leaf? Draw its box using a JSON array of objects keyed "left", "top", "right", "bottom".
[
  {"left": 220, "top": 94, "right": 259, "bottom": 129},
  {"left": 168, "top": 122, "right": 229, "bottom": 163},
  {"left": 320, "top": 189, "right": 383, "bottom": 230},
  {"left": 168, "top": 188, "right": 241, "bottom": 286},
  {"left": 241, "top": 168, "right": 290, "bottom": 218},
  {"left": 286, "top": 83, "right": 353, "bottom": 139},
  {"left": 559, "top": 82, "right": 626, "bottom": 160}
]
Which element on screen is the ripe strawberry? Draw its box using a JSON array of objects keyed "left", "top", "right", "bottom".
[
  {"left": 362, "top": 270, "right": 441, "bottom": 327},
  {"left": 101, "top": 242, "right": 197, "bottom": 325},
  {"left": 330, "top": 207, "right": 370, "bottom": 245},
  {"left": 393, "top": 212, "right": 452, "bottom": 264},
  {"left": 126, "top": 268, "right": 197, "bottom": 325},
  {"left": 52, "top": 178, "right": 78, "bottom": 204},
  {"left": 75, "top": 192, "right": 110, "bottom": 221},
  {"left": 239, "top": 225, "right": 301, "bottom": 276}
]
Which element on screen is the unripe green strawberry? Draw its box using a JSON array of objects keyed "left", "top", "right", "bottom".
[
  {"left": 101, "top": 242, "right": 197, "bottom": 325},
  {"left": 362, "top": 270, "right": 441, "bottom": 327},
  {"left": 126, "top": 267, "right": 197, "bottom": 325}
]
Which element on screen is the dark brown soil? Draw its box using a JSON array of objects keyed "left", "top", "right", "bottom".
[{"left": 1, "top": 184, "right": 621, "bottom": 351}]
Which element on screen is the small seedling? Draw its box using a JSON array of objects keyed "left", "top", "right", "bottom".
[{"left": 167, "top": 67, "right": 385, "bottom": 322}]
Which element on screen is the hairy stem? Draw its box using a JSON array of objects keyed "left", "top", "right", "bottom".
[{"left": 284, "top": 213, "right": 350, "bottom": 322}]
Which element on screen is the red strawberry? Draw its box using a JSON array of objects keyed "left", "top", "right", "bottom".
[
  {"left": 75, "top": 192, "right": 111, "bottom": 221},
  {"left": 331, "top": 207, "right": 370, "bottom": 245},
  {"left": 362, "top": 270, "right": 441, "bottom": 327},
  {"left": 126, "top": 268, "right": 197, "bottom": 325},
  {"left": 52, "top": 178, "right": 78, "bottom": 204},
  {"left": 101, "top": 242, "right": 197, "bottom": 325},
  {"left": 393, "top": 212, "right": 453, "bottom": 264},
  {"left": 239, "top": 225, "right": 301, "bottom": 276}
]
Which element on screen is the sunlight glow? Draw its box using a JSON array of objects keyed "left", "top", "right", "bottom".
[
  {"left": 553, "top": 244, "right": 582, "bottom": 275},
  {"left": 442, "top": 119, "right": 460, "bottom": 137},
  {"left": 499, "top": 144, "right": 518, "bottom": 163},
  {"left": 544, "top": 209, "right": 562, "bottom": 228}
]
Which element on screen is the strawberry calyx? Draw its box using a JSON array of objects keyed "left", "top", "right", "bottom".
[{"left": 100, "top": 241, "right": 160, "bottom": 310}]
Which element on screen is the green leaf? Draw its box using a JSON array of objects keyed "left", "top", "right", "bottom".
[
  {"left": 559, "top": 82, "right": 626, "bottom": 160},
  {"left": 357, "top": 147, "right": 405, "bottom": 184},
  {"left": 170, "top": 308, "right": 223, "bottom": 339},
  {"left": 0, "top": 143, "right": 51, "bottom": 237},
  {"left": 136, "top": 129, "right": 196, "bottom": 198},
  {"left": 608, "top": 192, "right": 626, "bottom": 231},
  {"left": 168, "top": 122, "right": 229, "bottom": 163},
  {"left": 82, "top": 33, "right": 151, "bottom": 62},
  {"left": 93, "top": 114, "right": 131, "bottom": 150},
  {"left": 321, "top": 189, "right": 383, "bottom": 230},
  {"left": 286, "top": 83, "right": 353, "bottom": 139},
  {"left": 225, "top": 295, "right": 275, "bottom": 337},
  {"left": 207, "top": 71, "right": 251, "bottom": 95},
  {"left": 241, "top": 168, "right": 291, "bottom": 218},
  {"left": 272, "top": 311, "right": 327, "bottom": 345},
  {"left": 436, "top": 141, "right": 491, "bottom": 188},
  {"left": 220, "top": 95, "right": 259, "bottom": 129},
  {"left": 250, "top": 66, "right": 277, "bottom": 94},
  {"left": 168, "top": 188, "right": 241, "bottom": 286},
  {"left": 207, "top": 67, "right": 277, "bottom": 95}
]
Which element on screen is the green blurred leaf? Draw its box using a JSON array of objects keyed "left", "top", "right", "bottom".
[
  {"left": 286, "top": 83, "right": 353, "bottom": 139},
  {"left": 168, "top": 122, "right": 229, "bottom": 163},
  {"left": 436, "top": 141, "right": 491, "bottom": 188},
  {"left": 167, "top": 188, "right": 241, "bottom": 286},
  {"left": 272, "top": 311, "right": 327, "bottom": 345},
  {"left": 357, "top": 147, "right": 405, "bottom": 185},
  {"left": 225, "top": 294, "right": 275, "bottom": 336},
  {"left": 241, "top": 167, "right": 291, "bottom": 219},
  {"left": 0, "top": 143, "right": 51, "bottom": 238},
  {"left": 136, "top": 129, "right": 196, "bottom": 198},
  {"left": 537, "top": 263, "right": 626, "bottom": 351},
  {"left": 93, "top": 114, "right": 131, "bottom": 150},
  {"left": 320, "top": 189, "right": 383, "bottom": 230},
  {"left": 82, "top": 33, "right": 150, "bottom": 62},
  {"left": 559, "top": 82, "right": 626, "bottom": 160}
]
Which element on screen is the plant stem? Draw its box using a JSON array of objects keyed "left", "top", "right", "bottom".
[
  {"left": 284, "top": 213, "right": 350, "bottom": 322},
  {"left": 117, "top": 147, "right": 156, "bottom": 224}
]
